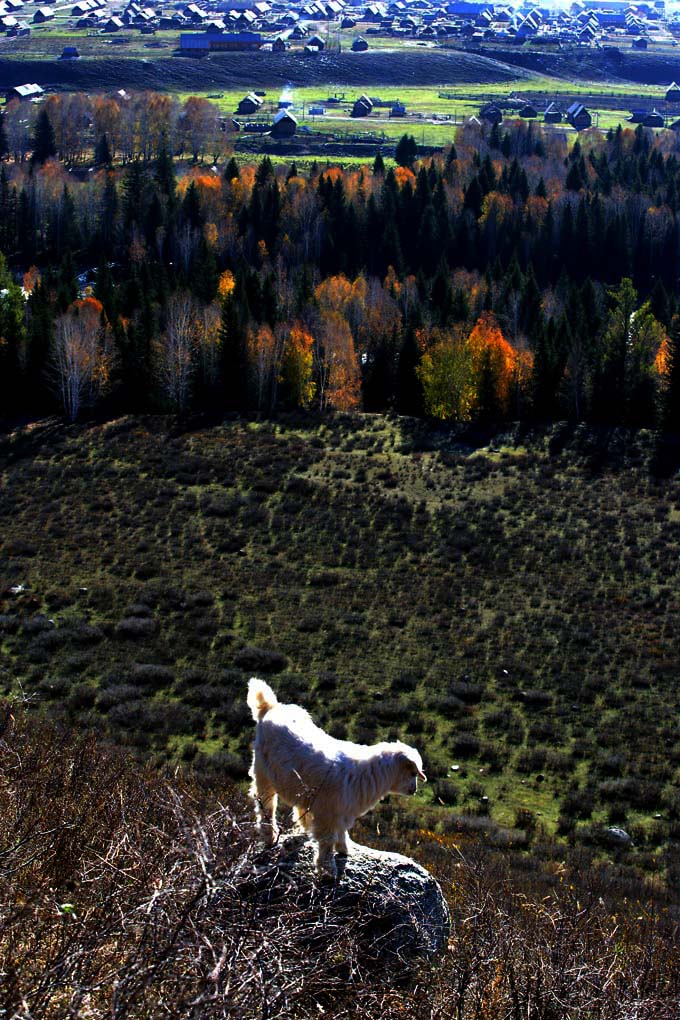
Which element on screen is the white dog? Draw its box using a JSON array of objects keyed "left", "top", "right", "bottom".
[{"left": 247, "top": 677, "right": 426, "bottom": 876}]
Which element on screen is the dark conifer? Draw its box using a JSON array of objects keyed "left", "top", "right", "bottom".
[
  {"left": 220, "top": 291, "right": 249, "bottom": 411},
  {"left": 224, "top": 156, "right": 240, "bottom": 181},
  {"left": 0, "top": 111, "right": 9, "bottom": 161},
  {"left": 31, "top": 109, "right": 56, "bottom": 167},
  {"left": 94, "top": 133, "right": 112, "bottom": 167},
  {"left": 395, "top": 327, "right": 423, "bottom": 416},
  {"left": 255, "top": 155, "right": 274, "bottom": 185},
  {"left": 395, "top": 133, "right": 417, "bottom": 169}
]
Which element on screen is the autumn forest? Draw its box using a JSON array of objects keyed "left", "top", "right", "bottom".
[{"left": 2, "top": 93, "right": 680, "bottom": 429}]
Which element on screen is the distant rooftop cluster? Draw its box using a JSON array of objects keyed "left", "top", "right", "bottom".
[{"left": 0, "top": 0, "right": 677, "bottom": 50}]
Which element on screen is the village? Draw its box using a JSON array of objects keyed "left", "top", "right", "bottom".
[
  {"left": 6, "top": 0, "right": 680, "bottom": 151},
  {"left": 1, "top": 0, "right": 680, "bottom": 54}
]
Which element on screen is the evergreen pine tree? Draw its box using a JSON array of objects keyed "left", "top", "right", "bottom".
[
  {"left": 224, "top": 156, "right": 240, "bottom": 182},
  {"left": 155, "top": 136, "right": 176, "bottom": 198},
  {"left": 255, "top": 155, "right": 274, "bottom": 185},
  {"left": 220, "top": 292, "right": 249, "bottom": 411},
  {"left": 463, "top": 176, "right": 483, "bottom": 218},
  {"left": 395, "top": 134, "right": 417, "bottom": 169},
  {"left": 94, "top": 133, "right": 112, "bottom": 167},
  {"left": 0, "top": 111, "right": 8, "bottom": 162},
  {"left": 372, "top": 151, "right": 385, "bottom": 176},
  {"left": 57, "top": 185, "right": 80, "bottom": 255},
  {"left": 182, "top": 181, "right": 202, "bottom": 228},
  {"left": 565, "top": 160, "right": 584, "bottom": 191},
  {"left": 395, "top": 327, "right": 423, "bottom": 416},
  {"left": 31, "top": 109, "right": 56, "bottom": 167},
  {"left": 122, "top": 160, "right": 148, "bottom": 230}
]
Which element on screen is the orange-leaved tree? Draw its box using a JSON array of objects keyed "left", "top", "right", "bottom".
[
  {"left": 281, "top": 322, "right": 315, "bottom": 409},
  {"left": 467, "top": 312, "right": 524, "bottom": 419},
  {"left": 247, "top": 323, "right": 280, "bottom": 414},
  {"left": 315, "top": 311, "right": 361, "bottom": 412}
]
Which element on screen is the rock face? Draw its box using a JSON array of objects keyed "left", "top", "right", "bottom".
[{"left": 245, "top": 837, "right": 450, "bottom": 966}]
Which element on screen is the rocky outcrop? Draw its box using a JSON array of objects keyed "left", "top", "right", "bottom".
[{"left": 243, "top": 836, "right": 450, "bottom": 967}]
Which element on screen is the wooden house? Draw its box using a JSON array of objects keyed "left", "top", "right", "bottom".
[
  {"left": 351, "top": 93, "right": 373, "bottom": 117},
  {"left": 544, "top": 102, "right": 562, "bottom": 123},
  {"left": 6, "top": 82, "right": 43, "bottom": 101},
  {"left": 480, "top": 102, "right": 503, "bottom": 125},
  {"left": 666, "top": 82, "right": 680, "bottom": 103},
  {"left": 270, "top": 109, "right": 297, "bottom": 137},
  {"left": 566, "top": 102, "right": 591, "bottom": 129},
  {"left": 236, "top": 91, "right": 264, "bottom": 115}
]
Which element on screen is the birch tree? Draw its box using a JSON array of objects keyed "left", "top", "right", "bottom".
[
  {"left": 50, "top": 298, "right": 113, "bottom": 421},
  {"left": 155, "top": 291, "right": 198, "bottom": 412}
]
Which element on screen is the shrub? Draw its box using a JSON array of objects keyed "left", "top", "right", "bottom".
[
  {"left": 560, "top": 787, "right": 595, "bottom": 821},
  {"left": 452, "top": 733, "right": 481, "bottom": 758},
  {"left": 130, "top": 663, "right": 175, "bottom": 689},
  {"left": 115, "top": 617, "right": 158, "bottom": 640},
  {"left": 96, "top": 685, "right": 139, "bottom": 712},
  {"left": 234, "top": 647, "right": 288, "bottom": 673}
]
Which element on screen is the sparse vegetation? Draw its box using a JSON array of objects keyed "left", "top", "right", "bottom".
[{"left": 1, "top": 415, "right": 680, "bottom": 892}]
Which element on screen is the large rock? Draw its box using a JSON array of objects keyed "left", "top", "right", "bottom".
[{"left": 243, "top": 836, "right": 450, "bottom": 966}]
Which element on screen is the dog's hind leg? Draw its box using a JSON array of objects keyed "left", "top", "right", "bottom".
[
  {"left": 249, "top": 761, "right": 279, "bottom": 846},
  {"left": 292, "top": 803, "right": 314, "bottom": 834}
]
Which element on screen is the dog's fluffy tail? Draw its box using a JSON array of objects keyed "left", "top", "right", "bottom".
[{"left": 247, "top": 677, "right": 278, "bottom": 721}]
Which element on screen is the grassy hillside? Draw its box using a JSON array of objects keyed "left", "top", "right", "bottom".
[
  {"left": 0, "top": 48, "right": 536, "bottom": 89},
  {"left": 1, "top": 415, "right": 680, "bottom": 884}
]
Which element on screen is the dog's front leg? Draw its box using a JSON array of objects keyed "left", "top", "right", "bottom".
[
  {"left": 314, "top": 836, "right": 338, "bottom": 878},
  {"left": 335, "top": 829, "right": 351, "bottom": 855}
]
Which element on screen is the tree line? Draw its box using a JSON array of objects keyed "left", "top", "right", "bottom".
[{"left": 0, "top": 96, "right": 679, "bottom": 430}]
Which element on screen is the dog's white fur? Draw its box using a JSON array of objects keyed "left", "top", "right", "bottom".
[{"left": 247, "top": 677, "right": 426, "bottom": 876}]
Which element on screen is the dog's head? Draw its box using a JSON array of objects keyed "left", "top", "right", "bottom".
[{"left": 390, "top": 744, "right": 427, "bottom": 796}]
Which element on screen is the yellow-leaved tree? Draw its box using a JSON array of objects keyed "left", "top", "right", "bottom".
[{"left": 416, "top": 327, "right": 475, "bottom": 421}]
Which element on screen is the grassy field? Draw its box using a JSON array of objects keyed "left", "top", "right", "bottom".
[
  {"left": 178, "top": 77, "right": 675, "bottom": 150},
  {"left": 1, "top": 415, "right": 679, "bottom": 885}
]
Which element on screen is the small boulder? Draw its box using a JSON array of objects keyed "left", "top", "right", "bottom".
[
  {"left": 246, "top": 837, "right": 450, "bottom": 965},
  {"left": 605, "top": 826, "right": 633, "bottom": 848}
]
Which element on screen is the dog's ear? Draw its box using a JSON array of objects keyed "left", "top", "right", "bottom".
[{"left": 397, "top": 751, "right": 427, "bottom": 782}]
